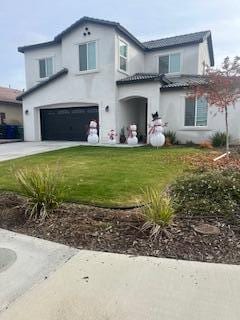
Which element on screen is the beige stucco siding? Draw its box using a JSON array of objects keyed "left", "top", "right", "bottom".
[{"left": 0, "top": 102, "right": 23, "bottom": 125}]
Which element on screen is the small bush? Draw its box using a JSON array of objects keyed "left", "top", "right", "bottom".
[
  {"left": 164, "top": 130, "right": 178, "bottom": 145},
  {"left": 15, "top": 166, "right": 64, "bottom": 220},
  {"left": 185, "top": 140, "right": 197, "bottom": 147},
  {"left": 141, "top": 188, "right": 175, "bottom": 239},
  {"left": 171, "top": 168, "right": 240, "bottom": 217},
  {"left": 199, "top": 140, "right": 213, "bottom": 149},
  {"left": 211, "top": 131, "right": 227, "bottom": 147}
]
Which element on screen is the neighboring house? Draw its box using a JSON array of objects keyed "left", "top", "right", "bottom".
[
  {"left": 17, "top": 16, "right": 240, "bottom": 144},
  {"left": 0, "top": 86, "right": 23, "bottom": 125}
]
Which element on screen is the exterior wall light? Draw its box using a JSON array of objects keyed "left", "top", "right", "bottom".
[
  {"left": 25, "top": 109, "right": 29, "bottom": 115},
  {"left": 105, "top": 105, "right": 110, "bottom": 112}
]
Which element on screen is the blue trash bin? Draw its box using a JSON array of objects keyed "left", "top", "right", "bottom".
[{"left": 6, "top": 125, "right": 16, "bottom": 139}]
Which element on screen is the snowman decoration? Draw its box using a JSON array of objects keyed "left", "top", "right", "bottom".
[
  {"left": 149, "top": 112, "right": 165, "bottom": 147},
  {"left": 127, "top": 124, "right": 138, "bottom": 145},
  {"left": 108, "top": 129, "right": 117, "bottom": 145},
  {"left": 87, "top": 120, "right": 99, "bottom": 144}
]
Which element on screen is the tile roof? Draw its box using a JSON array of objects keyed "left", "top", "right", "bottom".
[
  {"left": 17, "top": 68, "right": 68, "bottom": 101},
  {"left": 143, "top": 31, "right": 210, "bottom": 50},
  {"left": 0, "top": 86, "right": 22, "bottom": 104},
  {"left": 116, "top": 73, "right": 167, "bottom": 84},
  {"left": 18, "top": 17, "right": 145, "bottom": 53},
  {"left": 18, "top": 17, "right": 214, "bottom": 65},
  {"left": 161, "top": 74, "right": 207, "bottom": 90},
  {"left": 117, "top": 73, "right": 207, "bottom": 89}
]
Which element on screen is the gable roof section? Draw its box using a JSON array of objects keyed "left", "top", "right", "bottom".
[
  {"left": 143, "top": 30, "right": 210, "bottom": 49},
  {"left": 18, "top": 17, "right": 214, "bottom": 65},
  {"left": 18, "top": 16, "right": 145, "bottom": 53},
  {"left": 16, "top": 68, "right": 68, "bottom": 101},
  {"left": 117, "top": 73, "right": 207, "bottom": 90},
  {"left": 143, "top": 31, "right": 214, "bottom": 66},
  {"left": 0, "top": 86, "right": 22, "bottom": 104}
]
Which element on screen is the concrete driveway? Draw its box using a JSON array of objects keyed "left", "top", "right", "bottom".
[
  {"left": 0, "top": 141, "right": 82, "bottom": 162},
  {"left": 0, "top": 229, "right": 240, "bottom": 320}
]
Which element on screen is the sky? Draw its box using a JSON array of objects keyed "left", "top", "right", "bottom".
[{"left": 1, "top": 0, "right": 240, "bottom": 90}]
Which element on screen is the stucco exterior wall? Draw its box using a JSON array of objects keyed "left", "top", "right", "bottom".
[
  {"left": 114, "top": 33, "right": 145, "bottom": 81},
  {"left": 22, "top": 23, "right": 117, "bottom": 142},
  {"left": 144, "top": 44, "right": 200, "bottom": 75},
  {"left": 0, "top": 102, "right": 23, "bottom": 125},
  {"left": 160, "top": 89, "right": 240, "bottom": 144},
  {"left": 24, "top": 44, "right": 62, "bottom": 89},
  {"left": 198, "top": 39, "right": 211, "bottom": 73}
]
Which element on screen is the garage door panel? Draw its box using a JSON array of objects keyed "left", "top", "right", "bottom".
[{"left": 40, "top": 107, "right": 98, "bottom": 141}]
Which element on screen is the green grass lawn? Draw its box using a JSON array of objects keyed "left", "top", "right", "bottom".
[{"left": 0, "top": 146, "right": 201, "bottom": 207}]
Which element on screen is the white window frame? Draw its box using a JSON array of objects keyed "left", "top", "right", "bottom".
[
  {"left": 184, "top": 97, "right": 208, "bottom": 127},
  {"left": 158, "top": 52, "right": 181, "bottom": 74},
  {"left": 38, "top": 56, "right": 54, "bottom": 79},
  {"left": 119, "top": 39, "right": 128, "bottom": 73},
  {"left": 78, "top": 40, "right": 97, "bottom": 73}
]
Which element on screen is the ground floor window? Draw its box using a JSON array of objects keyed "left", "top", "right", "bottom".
[{"left": 184, "top": 97, "right": 208, "bottom": 126}]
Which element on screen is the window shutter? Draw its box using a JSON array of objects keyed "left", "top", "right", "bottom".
[
  {"left": 185, "top": 98, "right": 195, "bottom": 126},
  {"left": 79, "top": 44, "right": 87, "bottom": 71},
  {"left": 196, "top": 97, "right": 208, "bottom": 126},
  {"left": 87, "top": 42, "right": 96, "bottom": 70},
  {"left": 169, "top": 53, "right": 180, "bottom": 73},
  {"left": 159, "top": 55, "right": 169, "bottom": 74},
  {"left": 46, "top": 58, "right": 53, "bottom": 77},
  {"left": 39, "top": 59, "right": 46, "bottom": 78}
]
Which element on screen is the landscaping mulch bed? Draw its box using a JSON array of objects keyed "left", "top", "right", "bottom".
[{"left": 1, "top": 193, "right": 240, "bottom": 265}]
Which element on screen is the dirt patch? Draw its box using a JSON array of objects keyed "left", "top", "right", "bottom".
[{"left": 0, "top": 193, "right": 240, "bottom": 264}]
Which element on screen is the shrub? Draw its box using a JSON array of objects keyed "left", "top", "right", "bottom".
[
  {"left": 164, "top": 130, "right": 178, "bottom": 145},
  {"left": 185, "top": 140, "right": 196, "bottom": 147},
  {"left": 171, "top": 168, "right": 240, "bottom": 217},
  {"left": 211, "top": 131, "right": 227, "bottom": 147},
  {"left": 141, "top": 188, "right": 175, "bottom": 239},
  {"left": 199, "top": 140, "right": 213, "bottom": 149},
  {"left": 15, "top": 166, "right": 64, "bottom": 220}
]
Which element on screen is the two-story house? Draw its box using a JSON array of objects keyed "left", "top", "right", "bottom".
[{"left": 17, "top": 16, "right": 240, "bottom": 144}]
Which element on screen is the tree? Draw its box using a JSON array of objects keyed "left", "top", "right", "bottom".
[{"left": 190, "top": 56, "right": 240, "bottom": 153}]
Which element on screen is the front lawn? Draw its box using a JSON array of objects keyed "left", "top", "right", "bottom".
[{"left": 0, "top": 146, "right": 201, "bottom": 207}]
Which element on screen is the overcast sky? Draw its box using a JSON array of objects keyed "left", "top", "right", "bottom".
[{"left": 1, "top": 0, "right": 240, "bottom": 89}]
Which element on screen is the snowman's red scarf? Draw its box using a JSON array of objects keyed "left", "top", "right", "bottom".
[
  {"left": 149, "top": 122, "right": 168, "bottom": 135},
  {"left": 127, "top": 129, "right": 133, "bottom": 138},
  {"left": 108, "top": 132, "right": 116, "bottom": 140}
]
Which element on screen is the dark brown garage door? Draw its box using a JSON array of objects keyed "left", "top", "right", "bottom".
[{"left": 40, "top": 106, "right": 99, "bottom": 141}]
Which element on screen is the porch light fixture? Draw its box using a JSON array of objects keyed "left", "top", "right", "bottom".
[
  {"left": 25, "top": 109, "right": 29, "bottom": 115},
  {"left": 105, "top": 105, "right": 110, "bottom": 112}
]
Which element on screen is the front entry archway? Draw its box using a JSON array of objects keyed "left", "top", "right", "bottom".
[{"left": 119, "top": 96, "right": 148, "bottom": 143}]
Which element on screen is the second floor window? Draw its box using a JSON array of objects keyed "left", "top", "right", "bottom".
[
  {"left": 119, "top": 40, "right": 128, "bottom": 72},
  {"left": 185, "top": 97, "right": 208, "bottom": 127},
  {"left": 79, "top": 41, "right": 97, "bottom": 72},
  {"left": 159, "top": 53, "right": 180, "bottom": 74},
  {"left": 39, "top": 57, "right": 53, "bottom": 78}
]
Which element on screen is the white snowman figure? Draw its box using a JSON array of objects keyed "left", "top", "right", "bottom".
[
  {"left": 108, "top": 129, "right": 117, "bottom": 145},
  {"left": 87, "top": 120, "right": 99, "bottom": 144},
  {"left": 127, "top": 124, "right": 138, "bottom": 145},
  {"left": 149, "top": 112, "right": 165, "bottom": 147}
]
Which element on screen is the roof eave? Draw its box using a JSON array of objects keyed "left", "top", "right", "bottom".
[
  {"left": 0, "top": 99, "right": 22, "bottom": 105},
  {"left": 145, "top": 39, "right": 203, "bottom": 52},
  {"left": 16, "top": 68, "right": 68, "bottom": 100}
]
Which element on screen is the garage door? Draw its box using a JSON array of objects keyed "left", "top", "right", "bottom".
[{"left": 40, "top": 106, "right": 99, "bottom": 141}]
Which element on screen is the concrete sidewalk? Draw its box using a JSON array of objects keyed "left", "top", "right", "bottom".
[
  {"left": 1, "top": 249, "right": 240, "bottom": 320},
  {"left": 0, "top": 141, "right": 82, "bottom": 162},
  {"left": 0, "top": 229, "right": 77, "bottom": 312}
]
